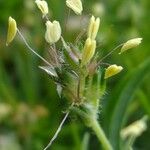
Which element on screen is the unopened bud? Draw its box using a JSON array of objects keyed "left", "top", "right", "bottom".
[
  {"left": 6, "top": 17, "right": 17, "bottom": 46},
  {"left": 66, "top": 0, "right": 83, "bottom": 15},
  {"left": 45, "top": 20, "right": 61, "bottom": 44},
  {"left": 82, "top": 38, "right": 96, "bottom": 66},
  {"left": 119, "top": 38, "right": 142, "bottom": 54},
  {"left": 87, "top": 16, "right": 100, "bottom": 40},
  {"left": 35, "top": 0, "right": 48, "bottom": 16},
  {"left": 104, "top": 64, "right": 123, "bottom": 79}
]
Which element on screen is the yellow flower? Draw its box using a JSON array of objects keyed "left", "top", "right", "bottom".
[
  {"left": 66, "top": 0, "right": 83, "bottom": 15},
  {"left": 6, "top": 17, "right": 17, "bottom": 46},
  {"left": 87, "top": 16, "right": 100, "bottom": 40},
  {"left": 119, "top": 38, "right": 142, "bottom": 54},
  {"left": 35, "top": 0, "right": 48, "bottom": 16},
  {"left": 104, "top": 64, "right": 123, "bottom": 79},
  {"left": 45, "top": 20, "right": 61, "bottom": 44},
  {"left": 82, "top": 38, "right": 96, "bottom": 66}
]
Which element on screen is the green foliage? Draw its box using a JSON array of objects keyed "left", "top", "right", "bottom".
[
  {"left": 104, "top": 57, "right": 150, "bottom": 149},
  {"left": 0, "top": 0, "right": 150, "bottom": 149}
]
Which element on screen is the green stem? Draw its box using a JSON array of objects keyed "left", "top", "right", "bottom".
[
  {"left": 90, "top": 119, "right": 113, "bottom": 150},
  {"left": 79, "top": 74, "right": 85, "bottom": 101},
  {"left": 78, "top": 67, "right": 86, "bottom": 103},
  {"left": 71, "top": 107, "right": 112, "bottom": 150}
]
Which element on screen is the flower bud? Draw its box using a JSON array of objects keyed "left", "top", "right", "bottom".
[
  {"left": 35, "top": 0, "right": 48, "bottom": 16},
  {"left": 6, "top": 17, "right": 17, "bottom": 46},
  {"left": 82, "top": 38, "right": 96, "bottom": 66},
  {"left": 119, "top": 38, "right": 142, "bottom": 54},
  {"left": 87, "top": 16, "right": 100, "bottom": 40},
  {"left": 45, "top": 20, "right": 61, "bottom": 44},
  {"left": 66, "top": 0, "right": 83, "bottom": 15},
  {"left": 104, "top": 64, "right": 123, "bottom": 79}
]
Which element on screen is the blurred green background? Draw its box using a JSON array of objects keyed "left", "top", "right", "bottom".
[{"left": 0, "top": 0, "right": 150, "bottom": 149}]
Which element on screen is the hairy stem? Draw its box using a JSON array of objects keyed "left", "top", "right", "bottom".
[
  {"left": 78, "top": 74, "right": 85, "bottom": 102},
  {"left": 73, "top": 107, "right": 113, "bottom": 150},
  {"left": 89, "top": 118, "right": 113, "bottom": 150}
]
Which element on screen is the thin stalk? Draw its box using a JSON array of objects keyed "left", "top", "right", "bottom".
[
  {"left": 78, "top": 67, "right": 86, "bottom": 103},
  {"left": 44, "top": 14, "right": 49, "bottom": 21},
  {"left": 79, "top": 75, "right": 85, "bottom": 101},
  {"left": 90, "top": 119, "right": 113, "bottom": 150},
  {"left": 17, "top": 29, "right": 52, "bottom": 66},
  {"left": 64, "top": 8, "right": 70, "bottom": 33},
  {"left": 75, "top": 29, "right": 86, "bottom": 45},
  {"left": 97, "top": 43, "right": 124, "bottom": 67},
  {"left": 123, "top": 136, "right": 135, "bottom": 150}
]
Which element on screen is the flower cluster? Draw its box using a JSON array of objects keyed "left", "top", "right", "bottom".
[{"left": 6, "top": 0, "right": 143, "bottom": 149}]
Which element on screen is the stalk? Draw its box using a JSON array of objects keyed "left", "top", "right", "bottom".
[
  {"left": 89, "top": 118, "right": 113, "bottom": 150},
  {"left": 17, "top": 29, "right": 52, "bottom": 67},
  {"left": 72, "top": 107, "right": 113, "bottom": 150}
]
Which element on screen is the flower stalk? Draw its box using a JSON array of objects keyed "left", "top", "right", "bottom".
[
  {"left": 72, "top": 106, "right": 113, "bottom": 150},
  {"left": 17, "top": 29, "right": 52, "bottom": 66},
  {"left": 89, "top": 118, "right": 113, "bottom": 150}
]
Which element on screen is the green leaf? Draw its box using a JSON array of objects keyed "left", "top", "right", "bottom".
[
  {"left": 13, "top": 50, "right": 39, "bottom": 103},
  {"left": 137, "top": 90, "right": 150, "bottom": 116},
  {"left": 0, "top": 62, "right": 17, "bottom": 103},
  {"left": 104, "top": 57, "right": 150, "bottom": 149}
]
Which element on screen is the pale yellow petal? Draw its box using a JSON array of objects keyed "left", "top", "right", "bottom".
[
  {"left": 35, "top": 0, "right": 48, "bottom": 16},
  {"left": 45, "top": 20, "right": 61, "bottom": 44},
  {"left": 82, "top": 38, "right": 96, "bottom": 65},
  {"left": 6, "top": 17, "right": 17, "bottom": 46},
  {"left": 66, "top": 0, "right": 83, "bottom": 15},
  {"left": 105, "top": 64, "right": 123, "bottom": 79},
  {"left": 119, "top": 38, "right": 142, "bottom": 54}
]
